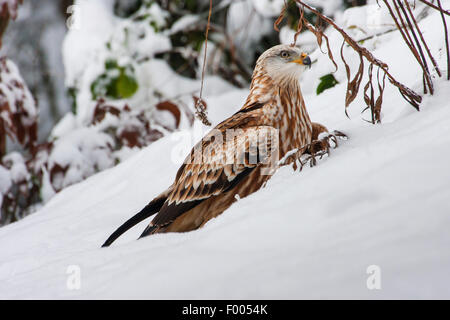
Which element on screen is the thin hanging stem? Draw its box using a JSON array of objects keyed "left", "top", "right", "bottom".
[
  {"left": 196, "top": 0, "right": 213, "bottom": 126},
  {"left": 437, "top": 0, "right": 450, "bottom": 80}
]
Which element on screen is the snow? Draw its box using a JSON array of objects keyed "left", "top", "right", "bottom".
[
  {"left": 170, "top": 15, "right": 200, "bottom": 35},
  {"left": 48, "top": 128, "right": 115, "bottom": 191},
  {"left": 40, "top": 167, "right": 56, "bottom": 204},
  {"left": 227, "top": 0, "right": 274, "bottom": 65},
  {"left": 251, "top": 0, "right": 285, "bottom": 18},
  {"left": 2, "top": 152, "right": 28, "bottom": 183},
  {"left": 304, "top": 0, "right": 345, "bottom": 16},
  {"left": 50, "top": 113, "right": 77, "bottom": 139},
  {"left": 1, "top": 4, "right": 450, "bottom": 299},
  {"left": 0, "top": 166, "right": 11, "bottom": 210}
]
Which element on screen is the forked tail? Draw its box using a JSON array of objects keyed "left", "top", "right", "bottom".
[{"left": 101, "top": 188, "right": 171, "bottom": 247}]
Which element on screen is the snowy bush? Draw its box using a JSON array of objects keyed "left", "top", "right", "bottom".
[
  {"left": 0, "top": 55, "right": 40, "bottom": 224},
  {"left": 0, "top": 57, "right": 38, "bottom": 155}
]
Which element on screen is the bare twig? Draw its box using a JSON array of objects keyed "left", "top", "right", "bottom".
[
  {"left": 418, "top": 0, "right": 450, "bottom": 16},
  {"left": 437, "top": 0, "right": 450, "bottom": 80},
  {"left": 280, "top": 0, "right": 422, "bottom": 122},
  {"left": 357, "top": 28, "right": 397, "bottom": 42},
  {"left": 340, "top": 40, "right": 365, "bottom": 112},
  {"left": 393, "top": 0, "right": 434, "bottom": 93},
  {"left": 405, "top": 0, "right": 442, "bottom": 77}
]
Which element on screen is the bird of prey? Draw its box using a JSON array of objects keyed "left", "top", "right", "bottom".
[{"left": 102, "top": 44, "right": 343, "bottom": 247}]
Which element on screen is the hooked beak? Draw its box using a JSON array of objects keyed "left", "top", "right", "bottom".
[{"left": 291, "top": 53, "right": 311, "bottom": 68}]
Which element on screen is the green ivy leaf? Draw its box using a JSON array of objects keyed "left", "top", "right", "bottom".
[
  {"left": 91, "top": 60, "right": 139, "bottom": 100},
  {"left": 150, "top": 20, "right": 159, "bottom": 32},
  {"left": 67, "top": 87, "right": 78, "bottom": 114},
  {"left": 116, "top": 70, "right": 138, "bottom": 99},
  {"left": 316, "top": 73, "right": 339, "bottom": 95},
  {"left": 105, "top": 59, "right": 119, "bottom": 70}
]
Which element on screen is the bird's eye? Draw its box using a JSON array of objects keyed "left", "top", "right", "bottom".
[{"left": 280, "top": 51, "right": 289, "bottom": 58}]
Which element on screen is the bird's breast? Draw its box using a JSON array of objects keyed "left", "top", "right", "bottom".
[{"left": 277, "top": 89, "right": 312, "bottom": 157}]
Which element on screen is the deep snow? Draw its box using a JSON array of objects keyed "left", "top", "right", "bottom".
[{"left": 0, "top": 4, "right": 449, "bottom": 299}]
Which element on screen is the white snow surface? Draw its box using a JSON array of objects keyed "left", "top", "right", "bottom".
[{"left": 1, "top": 7, "right": 450, "bottom": 299}]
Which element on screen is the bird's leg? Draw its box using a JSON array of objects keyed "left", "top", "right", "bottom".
[
  {"left": 307, "top": 122, "right": 330, "bottom": 155},
  {"left": 281, "top": 124, "right": 348, "bottom": 170},
  {"left": 302, "top": 123, "right": 348, "bottom": 168},
  {"left": 280, "top": 146, "right": 308, "bottom": 171}
]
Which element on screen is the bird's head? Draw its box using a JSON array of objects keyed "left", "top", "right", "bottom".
[{"left": 253, "top": 44, "right": 311, "bottom": 86}]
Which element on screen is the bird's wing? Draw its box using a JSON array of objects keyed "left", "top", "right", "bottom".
[{"left": 148, "top": 111, "right": 276, "bottom": 229}]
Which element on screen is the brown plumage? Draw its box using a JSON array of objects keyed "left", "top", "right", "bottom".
[{"left": 102, "top": 44, "right": 334, "bottom": 247}]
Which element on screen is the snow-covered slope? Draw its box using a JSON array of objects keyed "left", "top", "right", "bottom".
[{"left": 0, "top": 8, "right": 449, "bottom": 299}]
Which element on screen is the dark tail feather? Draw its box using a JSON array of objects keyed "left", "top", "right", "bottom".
[
  {"left": 101, "top": 191, "right": 168, "bottom": 247},
  {"left": 138, "top": 224, "right": 159, "bottom": 239}
]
